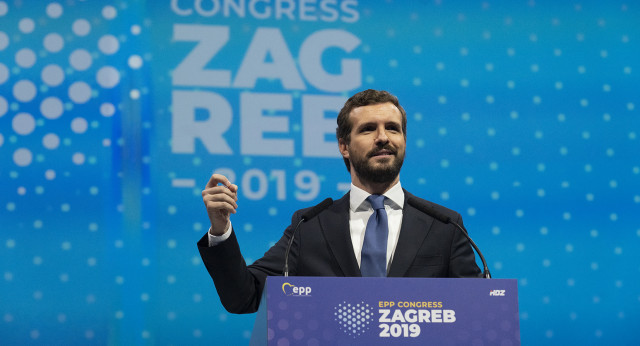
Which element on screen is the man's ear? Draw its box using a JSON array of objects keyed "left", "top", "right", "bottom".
[{"left": 338, "top": 138, "right": 349, "bottom": 159}]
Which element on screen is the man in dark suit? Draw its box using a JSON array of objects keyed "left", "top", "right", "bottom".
[{"left": 198, "top": 89, "right": 481, "bottom": 314}]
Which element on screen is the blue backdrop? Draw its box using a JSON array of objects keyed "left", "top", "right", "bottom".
[{"left": 1, "top": 1, "right": 639, "bottom": 345}]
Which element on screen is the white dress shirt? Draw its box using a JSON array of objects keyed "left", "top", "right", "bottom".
[
  {"left": 208, "top": 182, "right": 405, "bottom": 272},
  {"left": 348, "top": 182, "right": 404, "bottom": 271}
]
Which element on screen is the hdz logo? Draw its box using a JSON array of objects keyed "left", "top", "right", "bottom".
[
  {"left": 282, "top": 282, "right": 312, "bottom": 297},
  {"left": 489, "top": 289, "right": 506, "bottom": 296}
]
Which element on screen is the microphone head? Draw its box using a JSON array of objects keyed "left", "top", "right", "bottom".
[
  {"left": 301, "top": 197, "right": 333, "bottom": 221},
  {"left": 407, "top": 197, "right": 451, "bottom": 224}
]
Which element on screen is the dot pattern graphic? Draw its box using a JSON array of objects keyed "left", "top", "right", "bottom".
[{"left": 334, "top": 301, "right": 374, "bottom": 337}]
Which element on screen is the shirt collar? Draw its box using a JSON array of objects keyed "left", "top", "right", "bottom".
[{"left": 350, "top": 181, "right": 405, "bottom": 212}]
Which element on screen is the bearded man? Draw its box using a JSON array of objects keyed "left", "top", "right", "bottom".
[{"left": 198, "top": 89, "right": 481, "bottom": 314}]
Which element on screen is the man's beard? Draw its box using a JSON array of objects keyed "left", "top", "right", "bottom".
[{"left": 350, "top": 145, "right": 405, "bottom": 184}]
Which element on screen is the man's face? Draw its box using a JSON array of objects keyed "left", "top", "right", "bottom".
[{"left": 339, "top": 102, "right": 406, "bottom": 185}]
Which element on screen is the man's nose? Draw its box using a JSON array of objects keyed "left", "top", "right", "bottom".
[{"left": 374, "top": 127, "right": 389, "bottom": 144}]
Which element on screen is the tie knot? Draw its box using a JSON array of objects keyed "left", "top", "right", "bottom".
[{"left": 367, "top": 194, "right": 386, "bottom": 210}]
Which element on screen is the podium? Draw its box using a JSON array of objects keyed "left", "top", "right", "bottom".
[{"left": 250, "top": 277, "right": 519, "bottom": 345}]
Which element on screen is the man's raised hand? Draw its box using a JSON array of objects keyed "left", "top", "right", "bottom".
[{"left": 202, "top": 174, "right": 238, "bottom": 236}]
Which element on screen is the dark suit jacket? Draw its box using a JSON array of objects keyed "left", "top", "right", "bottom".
[{"left": 197, "top": 189, "right": 481, "bottom": 314}]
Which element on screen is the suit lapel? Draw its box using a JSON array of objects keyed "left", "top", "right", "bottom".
[
  {"left": 388, "top": 190, "right": 435, "bottom": 277},
  {"left": 318, "top": 192, "right": 361, "bottom": 277}
]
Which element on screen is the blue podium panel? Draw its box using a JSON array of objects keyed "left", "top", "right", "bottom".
[{"left": 252, "top": 277, "right": 519, "bottom": 345}]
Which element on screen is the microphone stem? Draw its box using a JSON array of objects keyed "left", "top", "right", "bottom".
[
  {"left": 451, "top": 221, "right": 491, "bottom": 279},
  {"left": 283, "top": 218, "right": 305, "bottom": 277}
]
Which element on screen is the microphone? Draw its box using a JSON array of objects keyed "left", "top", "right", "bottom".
[
  {"left": 407, "top": 197, "right": 491, "bottom": 279},
  {"left": 283, "top": 198, "right": 333, "bottom": 277}
]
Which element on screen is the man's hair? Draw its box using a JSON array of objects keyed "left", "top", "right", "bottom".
[{"left": 336, "top": 89, "right": 407, "bottom": 171}]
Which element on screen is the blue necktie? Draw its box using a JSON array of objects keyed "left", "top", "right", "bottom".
[{"left": 360, "top": 194, "right": 389, "bottom": 277}]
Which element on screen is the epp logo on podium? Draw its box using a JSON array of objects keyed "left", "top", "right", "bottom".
[
  {"left": 282, "top": 282, "right": 312, "bottom": 296},
  {"left": 489, "top": 289, "right": 506, "bottom": 296}
]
